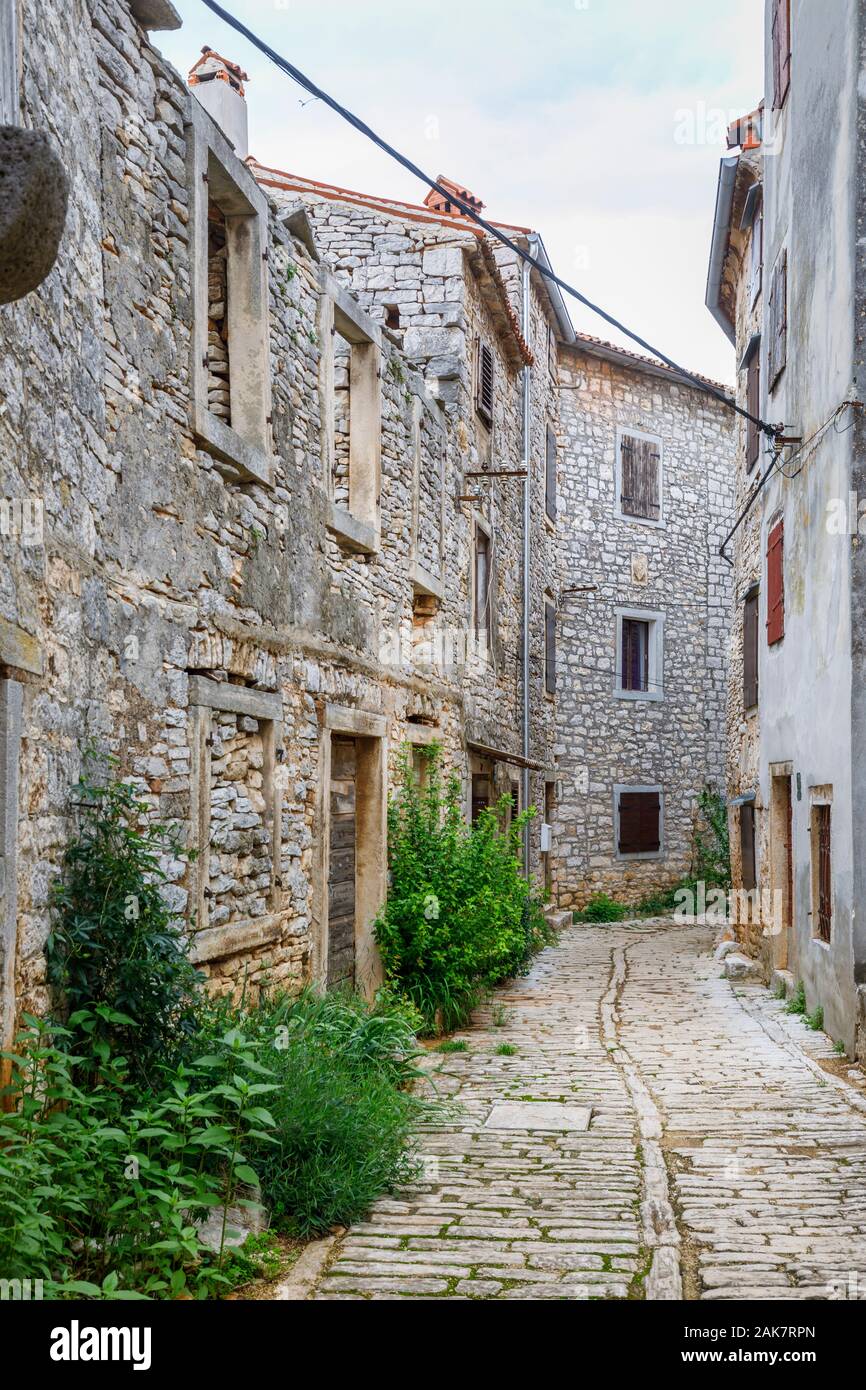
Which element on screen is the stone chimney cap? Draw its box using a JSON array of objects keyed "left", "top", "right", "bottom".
[{"left": 188, "top": 48, "right": 250, "bottom": 96}]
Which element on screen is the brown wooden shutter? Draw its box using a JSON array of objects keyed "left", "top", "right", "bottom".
[
  {"left": 545, "top": 424, "right": 557, "bottom": 523},
  {"left": 768, "top": 252, "right": 787, "bottom": 388},
  {"left": 618, "top": 791, "right": 660, "bottom": 854},
  {"left": 476, "top": 340, "right": 494, "bottom": 424},
  {"left": 620, "top": 434, "right": 660, "bottom": 520},
  {"left": 743, "top": 588, "right": 759, "bottom": 708},
  {"left": 766, "top": 519, "right": 784, "bottom": 645},
  {"left": 545, "top": 599, "right": 556, "bottom": 695},
  {"left": 772, "top": 0, "right": 791, "bottom": 110},
  {"left": 740, "top": 803, "right": 757, "bottom": 890},
  {"left": 746, "top": 352, "right": 761, "bottom": 472}
]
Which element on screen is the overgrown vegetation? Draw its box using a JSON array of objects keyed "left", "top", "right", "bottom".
[
  {"left": 374, "top": 746, "right": 554, "bottom": 1033},
  {"left": 573, "top": 893, "right": 626, "bottom": 923},
  {"left": 1, "top": 758, "right": 428, "bottom": 1297}
]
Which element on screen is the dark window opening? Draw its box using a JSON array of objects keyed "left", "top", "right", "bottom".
[
  {"left": 621, "top": 618, "right": 649, "bottom": 693},
  {"left": 743, "top": 587, "right": 759, "bottom": 709},
  {"left": 384, "top": 304, "right": 400, "bottom": 330},
  {"left": 815, "top": 804, "right": 832, "bottom": 943},
  {"left": 618, "top": 790, "right": 661, "bottom": 855},
  {"left": 740, "top": 803, "right": 757, "bottom": 891}
]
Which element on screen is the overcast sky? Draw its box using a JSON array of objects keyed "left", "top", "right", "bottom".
[{"left": 157, "top": 0, "right": 764, "bottom": 385}]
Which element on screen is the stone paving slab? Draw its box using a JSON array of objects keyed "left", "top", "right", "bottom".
[{"left": 310, "top": 922, "right": 866, "bottom": 1301}]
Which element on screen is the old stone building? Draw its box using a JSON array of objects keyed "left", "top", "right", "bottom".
[
  {"left": 706, "top": 0, "right": 866, "bottom": 1057},
  {"left": 554, "top": 337, "right": 733, "bottom": 908},
  {"left": 0, "top": 0, "right": 736, "bottom": 1058}
]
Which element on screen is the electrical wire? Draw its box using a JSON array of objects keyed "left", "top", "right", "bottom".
[{"left": 198, "top": 0, "right": 779, "bottom": 441}]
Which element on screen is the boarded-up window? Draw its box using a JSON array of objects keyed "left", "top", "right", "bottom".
[
  {"left": 768, "top": 251, "right": 787, "bottom": 389},
  {"left": 740, "top": 803, "right": 757, "bottom": 891},
  {"left": 766, "top": 519, "right": 784, "bottom": 645},
  {"left": 621, "top": 618, "right": 649, "bottom": 693},
  {"left": 545, "top": 597, "right": 556, "bottom": 695},
  {"left": 772, "top": 0, "right": 791, "bottom": 111},
  {"left": 476, "top": 339, "right": 494, "bottom": 425},
  {"left": 620, "top": 433, "right": 661, "bottom": 521},
  {"left": 618, "top": 790, "right": 661, "bottom": 855},
  {"left": 545, "top": 424, "right": 557, "bottom": 523},
  {"left": 743, "top": 587, "right": 759, "bottom": 708},
  {"left": 814, "top": 803, "right": 832, "bottom": 942},
  {"left": 746, "top": 349, "right": 761, "bottom": 473},
  {"left": 474, "top": 524, "right": 490, "bottom": 643}
]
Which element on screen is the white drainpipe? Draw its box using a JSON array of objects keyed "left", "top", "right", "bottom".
[{"left": 520, "top": 248, "right": 533, "bottom": 873}]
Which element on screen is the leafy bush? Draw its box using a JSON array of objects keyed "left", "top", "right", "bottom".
[
  {"left": 689, "top": 785, "right": 731, "bottom": 890},
  {"left": 201, "top": 988, "right": 426, "bottom": 1237},
  {"left": 634, "top": 887, "right": 679, "bottom": 916},
  {"left": 46, "top": 755, "right": 202, "bottom": 1087},
  {"left": 0, "top": 1011, "right": 274, "bottom": 1298},
  {"left": 574, "top": 893, "right": 626, "bottom": 923},
  {"left": 374, "top": 747, "right": 551, "bottom": 1032}
]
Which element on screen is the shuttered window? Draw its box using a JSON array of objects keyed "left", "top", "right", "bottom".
[
  {"left": 621, "top": 618, "right": 649, "bottom": 693},
  {"left": 545, "top": 598, "right": 556, "bottom": 695},
  {"left": 768, "top": 251, "right": 787, "bottom": 389},
  {"left": 740, "top": 803, "right": 757, "bottom": 891},
  {"left": 620, "top": 433, "right": 661, "bottom": 522},
  {"left": 545, "top": 424, "right": 557, "bottom": 523},
  {"left": 771, "top": 0, "right": 791, "bottom": 111},
  {"left": 814, "top": 804, "right": 832, "bottom": 942},
  {"left": 618, "top": 790, "right": 661, "bottom": 855},
  {"left": 746, "top": 350, "right": 761, "bottom": 473},
  {"left": 475, "top": 339, "right": 494, "bottom": 425},
  {"left": 743, "top": 587, "right": 759, "bottom": 708},
  {"left": 749, "top": 204, "right": 763, "bottom": 307},
  {"left": 766, "top": 519, "right": 784, "bottom": 645}
]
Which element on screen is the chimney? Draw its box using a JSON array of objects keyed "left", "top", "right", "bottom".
[
  {"left": 423, "top": 176, "right": 485, "bottom": 221},
  {"left": 188, "top": 48, "right": 250, "bottom": 158}
]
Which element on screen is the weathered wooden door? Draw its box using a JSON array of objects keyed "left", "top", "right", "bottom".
[{"left": 328, "top": 738, "right": 357, "bottom": 989}]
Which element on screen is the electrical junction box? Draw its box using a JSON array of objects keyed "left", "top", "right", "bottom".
[{"left": 540, "top": 822, "right": 552, "bottom": 852}]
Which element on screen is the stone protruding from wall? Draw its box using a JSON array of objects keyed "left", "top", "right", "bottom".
[{"left": 0, "top": 127, "right": 68, "bottom": 304}]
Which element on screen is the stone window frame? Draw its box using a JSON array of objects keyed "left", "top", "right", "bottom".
[
  {"left": 0, "top": 678, "right": 22, "bottom": 1065},
  {"left": 409, "top": 395, "right": 446, "bottom": 604},
  {"left": 614, "top": 783, "right": 665, "bottom": 862},
  {"left": 614, "top": 425, "right": 665, "bottom": 530},
  {"left": 319, "top": 270, "right": 382, "bottom": 555},
  {"left": 186, "top": 99, "right": 273, "bottom": 487},
  {"left": 471, "top": 512, "right": 493, "bottom": 659},
  {"left": 614, "top": 605, "right": 664, "bottom": 703},
  {"left": 0, "top": 0, "right": 20, "bottom": 125},
  {"left": 187, "top": 675, "right": 283, "bottom": 965}
]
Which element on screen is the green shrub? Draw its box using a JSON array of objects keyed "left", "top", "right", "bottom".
[
  {"left": 216, "top": 988, "right": 426, "bottom": 1237},
  {"left": 574, "top": 893, "right": 625, "bottom": 923},
  {"left": 374, "top": 747, "right": 552, "bottom": 1033},
  {"left": 786, "top": 981, "right": 807, "bottom": 1015},
  {"left": 805, "top": 1005, "right": 824, "bottom": 1032},
  {"left": 46, "top": 754, "right": 202, "bottom": 1087},
  {"left": 689, "top": 786, "right": 731, "bottom": 890},
  {"left": 634, "top": 887, "right": 678, "bottom": 916}
]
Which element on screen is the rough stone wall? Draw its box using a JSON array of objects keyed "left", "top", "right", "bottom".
[
  {"left": 554, "top": 345, "right": 735, "bottom": 908},
  {"left": 0, "top": 0, "right": 547, "bottom": 1023}
]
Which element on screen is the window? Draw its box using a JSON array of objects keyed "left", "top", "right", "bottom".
[
  {"left": 615, "top": 608, "right": 663, "bottom": 701},
  {"left": 475, "top": 339, "right": 494, "bottom": 425},
  {"left": 473, "top": 522, "right": 491, "bottom": 649},
  {"left": 766, "top": 518, "right": 784, "bottom": 645},
  {"left": 471, "top": 770, "right": 492, "bottom": 823},
  {"left": 749, "top": 200, "right": 763, "bottom": 308},
  {"left": 384, "top": 304, "right": 400, "bottom": 330},
  {"left": 739, "top": 802, "right": 757, "bottom": 891},
  {"left": 616, "top": 429, "right": 661, "bottom": 524},
  {"left": 616, "top": 787, "right": 662, "bottom": 858},
  {"left": 810, "top": 799, "right": 832, "bottom": 943},
  {"left": 743, "top": 585, "right": 759, "bottom": 709},
  {"left": 771, "top": 0, "right": 791, "bottom": 111},
  {"left": 545, "top": 423, "right": 557, "bottom": 523},
  {"left": 1, "top": 0, "right": 19, "bottom": 125},
  {"left": 745, "top": 344, "right": 761, "bottom": 473},
  {"left": 768, "top": 250, "right": 787, "bottom": 390},
  {"left": 187, "top": 101, "right": 272, "bottom": 485},
  {"left": 544, "top": 595, "right": 556, "bottom": 696},
  {"left": 321, "top": 275, "right": 382, "bottom": 553}
]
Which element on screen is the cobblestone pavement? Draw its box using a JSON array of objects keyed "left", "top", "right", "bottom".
[{"left": 311, "top": 922, "right": 866, "bottom": 1300}]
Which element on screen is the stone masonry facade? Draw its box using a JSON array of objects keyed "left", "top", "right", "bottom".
[{"left": 0, "top": 0, "right": 735, "bottom": 1050}]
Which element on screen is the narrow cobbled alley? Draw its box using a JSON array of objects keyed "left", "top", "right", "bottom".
[{"left": 310, "top": 923, "right": 866, "bottom": 1301}]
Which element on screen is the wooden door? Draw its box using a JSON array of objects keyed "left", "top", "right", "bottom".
[{"left": 328, "top": 738, "right": 357, "bottom": 989}]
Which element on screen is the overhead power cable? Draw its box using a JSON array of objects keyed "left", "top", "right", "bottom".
[{"left": 198, "top": 0, "right": 780, "bottom": 440}]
